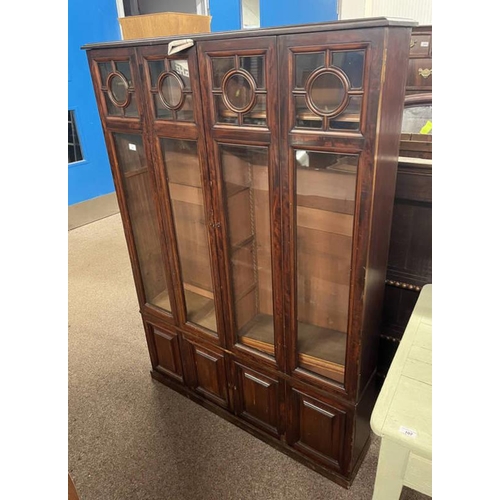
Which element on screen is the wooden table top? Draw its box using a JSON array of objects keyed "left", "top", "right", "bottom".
[{"left": 371, "top": 284, "right": 432, "bottom": 460}]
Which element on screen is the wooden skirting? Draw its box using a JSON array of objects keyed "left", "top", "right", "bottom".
[{"left": 68, "top": 192, "right": 119, "bottom": 230}]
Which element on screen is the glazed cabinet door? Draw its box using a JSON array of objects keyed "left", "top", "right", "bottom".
[
  {"left": 279, "top": 29, "right": 387, "bottom": 396},
  {"left": 138, "top": 45, "right": 226, "bottom": 346},
  {"left": 87, "top": 48, "right": 177, "bottom": 323},
  {"left": 197, "top": 37, "right": 283, "bottom": 370}
]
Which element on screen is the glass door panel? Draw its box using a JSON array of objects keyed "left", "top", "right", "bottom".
[
  {"left": 220, "top": 145, "right": 274, "bottom": 356},
  {"left": 211, "top": 55, "right": 267, "bottom": 127},
  {"left": 98, "top": 60, "right": 139, "bottom": 118},
  {"left": 295, "top": 150, "right": 358, "bottom": 383},
  {"left": 145, "top": 57, "right": 194, "bottom": 122},
  {"left": 161, "top": 138, "right": 217, "bottom": 333},
  {"left": 113, "top": 133, "right": 171, "bottom": 311},
  {"left": 293, "top": 50, "right": 365, "bottom": 131}
]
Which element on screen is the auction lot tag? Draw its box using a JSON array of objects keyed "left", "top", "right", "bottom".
[{"left": 399, "top": 426, "right": 418, "bottom": 438}]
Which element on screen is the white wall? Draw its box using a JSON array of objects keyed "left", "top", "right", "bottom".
[
  {"left": 137, "top": 0, "right": 198, "bottom": 15},
  {"left": 339, "top": 0, "right": 432, "bottom": 25},
  {"left": 242, "top": 0, "right": 260, "bottom": 28}
]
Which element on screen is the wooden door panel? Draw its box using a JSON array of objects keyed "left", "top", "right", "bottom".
[
  {"left": 287, "top": 387, "right": 347, "bottom": 469},
  {"left": 234, "top": 362, "right": 283, "bottom": 437},
  {"left": 409, "top": 34, "right": 431, "bottom": 56},
  {"left": 407, "top": 59, "right": 432, "bottom": 90},
  {"left": 149, "top": 324, "right": 183, "bottom": 381},
  {"left": 183, "top": 339, "right": 229, "bottom": 408}
]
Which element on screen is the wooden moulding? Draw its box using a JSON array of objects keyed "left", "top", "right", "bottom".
[{"left": 299, "top": 354, "right": 344, "bottom": 384}]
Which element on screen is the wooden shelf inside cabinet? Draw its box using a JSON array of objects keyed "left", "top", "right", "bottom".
[
  {"left": 184, "top": 289, "right": 217, "bottom": 331},
  {"left": 123, "top": 167, "right": 149, "bottom": 178},
  {"left": 297, "top": 111, "right": 360, "bottom": 123},
  {"left": 169, "top": 182, "right": 204, "bottom": 205},
  {"left": 225, "top": 182, "right": 250, "bottom": 198},
  {"left": 220, "top": 110, "right": 267, "bottom": 120},
  {"left": 151, "top": 289, "right": 171, "bottom": 311},
  {"left": 238, "top": 314, "right": 346, "bottom": 383}
]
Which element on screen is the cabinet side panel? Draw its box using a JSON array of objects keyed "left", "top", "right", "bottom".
[
  {"left": 352, "top": 373, "right": 377, "bottom": 470},
  {"left": 358, "top": 27, "right": 412, "bottom": 395}
]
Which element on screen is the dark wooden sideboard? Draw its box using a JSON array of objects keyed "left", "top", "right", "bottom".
[
  {"left": 378, "top": 25, "right": 432, "bottom": 380},
  {"left": 406, "top": 25, "right": 432, "bottom": 95}
]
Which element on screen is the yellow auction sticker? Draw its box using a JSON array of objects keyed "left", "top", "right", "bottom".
[{"left": 419, "top": 120, "right": 432, "bottom": 134}]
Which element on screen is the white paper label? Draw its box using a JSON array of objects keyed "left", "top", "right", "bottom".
[
  {"left": 128, "top": 143, "right": 137, "bottom": 151},
  {"left": 399, "top": 426, "right": 417, "bottom": 438},
  {"left": 421, "top": 41, "right": 429, "bottom": 47}
]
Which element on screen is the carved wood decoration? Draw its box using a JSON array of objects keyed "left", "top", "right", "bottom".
[{"left": 84, "top": 18, "right": 415, "bottom": 488}]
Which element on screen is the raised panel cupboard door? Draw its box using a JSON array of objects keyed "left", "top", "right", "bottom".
[
  {"left": 233, "top": 362, "right": 283, "bottom": 437},
  {"left": 145, "top": 323, "right": 183, "bottom": 381},
  {"left": 287, "top": 387, "right": 346, "bottom": 470},
  {"left": 197, "top": 37, "right": 284, "bottom": 369},
  {"left": 182, "top": 339, "right": 229, "bottom": 408}
]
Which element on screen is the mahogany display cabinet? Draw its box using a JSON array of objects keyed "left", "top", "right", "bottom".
[{"left": 83, "top": 17, "right": 415, "bottom": 487}]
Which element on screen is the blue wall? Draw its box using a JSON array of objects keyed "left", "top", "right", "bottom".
[
  {"left": 210, "top": 0, "right": 241, "bottom": 32},
  {"left": 261, "top": 0, "right": 338, "bottom": 28},
  {"left": 68, "top": 0, "right": 121, "bottom": 205},
  {"left": 209, "top": 0, "right": 338, "bottom": 32}
]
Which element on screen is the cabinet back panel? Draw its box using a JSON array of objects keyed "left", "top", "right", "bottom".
[
  {"left": 221, "top": 146, "right": 275, "bottom": 354},
  {"left": 295, "top": 153, "right": 357, "bottom": 351}
]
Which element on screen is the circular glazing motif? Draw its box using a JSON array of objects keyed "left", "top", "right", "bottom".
[
  {"left": 108, "top": 73, "right": 129, "bottom": 106},
  {"left": 159, "top": 73, "right": 184, "bottom": 109},
  {"left": 308, "top": 71, "right": 347, "bottom": 115},
  {"left": 223, "top": 72, "right": 255, "bottom": 112}
]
